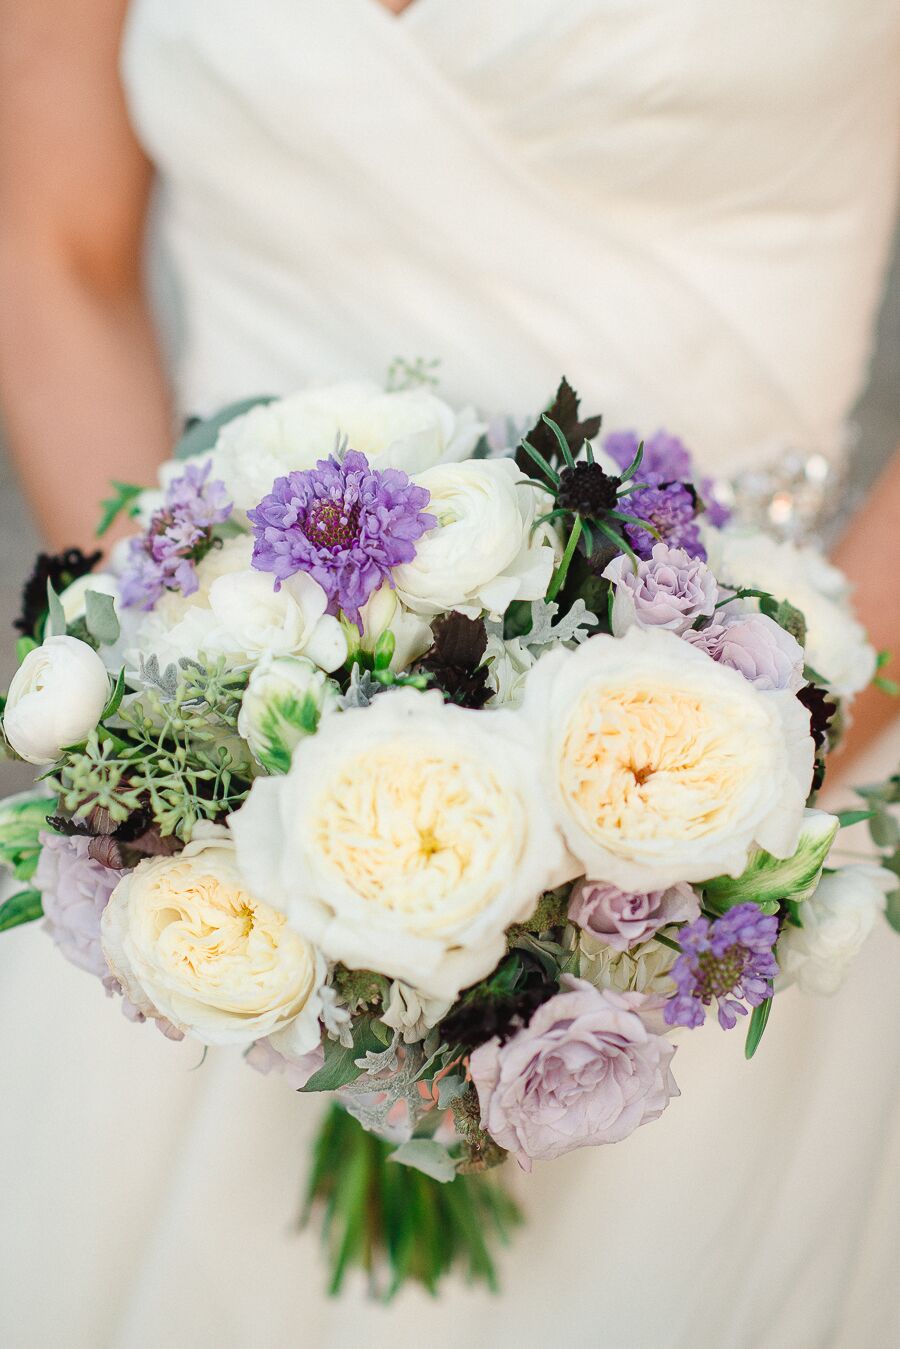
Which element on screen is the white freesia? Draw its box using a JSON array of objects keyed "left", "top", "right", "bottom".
[
  {"left": 230, "top": 688, "right": 569, "bottom": 1001},
  {"left": 3, "top": 636, "right": 110, "bottom": 765},
  {"left": 777, "top": 864, "right": 895, "bottom": 995},
  {"left": 705, "top": 526, "right": 876, "bottom": 697},
  {"left": 355, "top": 585, "right": 433, "bottom": 672},
  {"left": 380, "top": 982, "right": 452, "bottom": 1044},
  {"left": 174, "top": 382, "right": 484, "bottom": 514},
  {"left": 393, "top": 459, "right": 555, "bottom": 618},
  {"left": 101, "top": 825, "right": 326, "bottom": 1053},
  {"left": 522, "top": 627, "right": 814, "bottom": 891},
  {"left": 238, "top": 655, "right": 340, "bottom": 773}
]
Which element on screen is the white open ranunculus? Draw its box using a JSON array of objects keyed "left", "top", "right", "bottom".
[
  {"left": 207, "top": 569, "right": 347, "bottom": 670},
  {"left": 3, "top": 636, "right": 110, "bottom": 765},
  {"left": 180, "top": 382, "right": 484, "bottom": 514},
  {"left": 704, "top": 526, "right": 876, "bottom": 698},
  {"left": 522, "top": 627, "right": 814, "bottom": 892},
  {"left": 101, "top": 826, "right": 325, "bottom": 1053},
  {"left": 777, "top": 864, "right": 895, "bottom": 995},
  {"left": 230, "top": 688, "right": 569, "bottom": 1001},
  {"left": 393, "top": 459, "right": 556, "bottom": 618}
]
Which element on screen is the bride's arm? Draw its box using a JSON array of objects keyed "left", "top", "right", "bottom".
[
  {"left": 0, "top": 0, "right": 171, "bottom": 550},
  {"left": 832, "top": 451, "right": 900, "bottom": 764}
]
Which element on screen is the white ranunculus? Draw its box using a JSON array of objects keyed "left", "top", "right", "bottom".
[
  {"left": 181, "top": 382, "right": 484, "bottom": 514},
  {"left": 207, "top": 569, "right": 347, "bottom": 671},
  {"left": 101, "top": 825, "right": 325, "bottom": 1052},
  {"left": 704, "top": 526, "right": 876, "bottom": 698},
  {"left": 777, "top": 864, "right": 895, "bottom": 995},
  {"left": 230, "top": 688, "right": 570, "bottom": 1001},
  {"left": 522, "top": 627, "right": 814, "bottom": 892},
  {"left": 3, "top": 636, "right": 110, "bottom": 765},
  {"left": 393, "top": 459, "right": 556, "bottom": 618},
  {"left": 238, "top": 655, "right": 340, "bottom": 774}
]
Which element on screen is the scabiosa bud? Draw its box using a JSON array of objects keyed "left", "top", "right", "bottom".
[
  {"left": 664, "top": 902, "right": 779, "bottom": 1030},
  {"left": 556, "top": 461, "right": 621, "bottom": 516},
  {"left": 624, "top": 482, "right": 705, "bottom": 560}
]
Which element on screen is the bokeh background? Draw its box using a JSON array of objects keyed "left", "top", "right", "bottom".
[{"left": 1, "top": 230, "right": 898, "bottom": 797}]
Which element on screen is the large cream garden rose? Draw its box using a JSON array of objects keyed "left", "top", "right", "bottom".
[
  {"left": 101, "top": 826, "right": 325, "bottom": 1053},
  {"left": 229, "top": 688, "right": 569, "bottom": 1001},
  {"left": 522, "top": 628, "right": 814, "bottom": 892}
]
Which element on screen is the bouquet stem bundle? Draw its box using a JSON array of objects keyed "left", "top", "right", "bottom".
[{"left": 303, "top": 1104, "right": 522, "bottom": 1298}]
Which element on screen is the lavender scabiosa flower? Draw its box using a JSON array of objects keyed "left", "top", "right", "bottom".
[
  {"left": 664, "top": 902, "right": 779, "bottom": 1030},
  {"left": 605, "top": 428, "right": 693, "bottom": 482},
  {"left": 120, "top": 462, "right": 233, "bottom": 610},
  {"left": 248, "top": 450, "right": 434, "bottom": 626},
  {"left": 624, "top": 482, "right": 705, "bottom": 560}
]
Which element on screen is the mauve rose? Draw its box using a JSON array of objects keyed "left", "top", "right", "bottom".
[
  {"left": 683, "top": 609, "right": 805, "bottom": 692},
  {"left": 569, "top": 879, "right": 699, "bottom": 951},
  {"left": 35, "top": 832, "right": 123, "bottom": 990},
  {"left": 603, "top": 543, "right": 717, "bottom": 636},
  {"left": 470, "top": 977, "right": 678, "bottom": 1169},
  {"left": 245, "top": 1036, "right": 325, "bottom": 1089}
]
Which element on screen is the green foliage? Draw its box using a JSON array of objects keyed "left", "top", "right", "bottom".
[
  {"left": 745, "top": 993, "right": 773, "bottom": 1060},
  {"left": 0, "top": 792, "right": 54, "bottom": 881},
  {"left": 84, "top": 591, "right": 120, "bottom": 647},
  {"left": 96, "top": 481, "right": 144, "bottom": 538},
  {"left": 0, "top": 888, "right": 43, "bottom": 933},
  {"left": 303, "top": 1103, "right": 521, "bottom": 1298},
  {"left": 301, "top": 1018, "right": 387, "bottom": 1093},
  {"left": 330, "top": 966, "right": 388, "bottom": 1014},
  {"left": 385, "top": 355, "right": 441, "bottom": 392},
  {"left": 45, "top": 580, "right": 66, "bottom": 638},
  {"left": 759, "top": 592, "right": 807, "bottom": 647},
  {"left": 49, "top": 658, "right": 251, "bottom": 839}
]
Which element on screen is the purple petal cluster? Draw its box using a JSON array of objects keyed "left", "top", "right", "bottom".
[
  {"left": 605, "top": 428, "right": 693, "bottom": 482},
  {"left": 120, "top": 462, "right": 232, "bottom": 610},
  {"left": 605, "top": 427, "right": 731, "bottom": 546},
  {"left": 247, "top": 450, "right": 434, "bottom": 625},
  {"left": 664, "top": 902, "right": 779, "bottom": 1031},
  {"left": 624, "top": 482, "right": 706, "bottom": 560}
]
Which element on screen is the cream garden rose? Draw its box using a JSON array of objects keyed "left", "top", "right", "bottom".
[
  {"left": 522, "top": 628, "right": 814, "bottom": 892},
  {"left": 393, "top": 459, "right": 556, "bottom": 618},
  {"left": 183, "top": 382, "right": 484, "bottom": 513},
  {"left": 230, "top": 688, "right": 569, "bottom": 1001},
  {"left": 101, "top": 826, "right": 325, "bottom": 1053}
]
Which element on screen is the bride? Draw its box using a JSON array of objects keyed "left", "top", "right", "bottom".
[{"left": 0, "top": 2, "right": 898, "bottom": 1346}]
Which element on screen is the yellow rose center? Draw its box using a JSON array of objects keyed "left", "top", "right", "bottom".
[
  {"left": 310, "top": 735, "right": 527, "bottom": 932},
  {"left": 560, "top": 681, "right": 767, "bottom": 844}
]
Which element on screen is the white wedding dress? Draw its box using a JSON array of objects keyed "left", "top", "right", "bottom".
[{"left": 1, "top": 3, "right": 899, "bottom": 1346}]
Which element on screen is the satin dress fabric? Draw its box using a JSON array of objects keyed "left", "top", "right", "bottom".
[{"left": 1, "top": 4, "right": 899, "bottom": 1346}]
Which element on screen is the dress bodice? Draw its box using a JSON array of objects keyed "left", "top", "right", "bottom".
[{"left": 123, "top": 0, "right": 900, "bottom": 474}]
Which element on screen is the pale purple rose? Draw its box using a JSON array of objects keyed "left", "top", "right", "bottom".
[
  {"left": 245, "top": 1036, "right": 325, "bottom": 1089},
  {"left": 470, "top": 977, "right": 678, "bottom": 1169},
  {"left": 569, "top": 879, "right": 699, "bottom": 951},
  {"left": 683, "top": 609, "right": 805, "bottom": 692},
  {"left": 35, "top": 832, "right": 123, "bottom": 991},
  {"left": 603, "top": 543, "right": 717, "bottom": 636}
]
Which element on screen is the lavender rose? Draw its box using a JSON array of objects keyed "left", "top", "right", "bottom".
[
  {"left": 603, "top": 542, "right": 718, "bottom": 636},
  {"left": 569, "top": 879, "right": 699, "bottom": 951},
  {"left": 470, "top": 977, "right": 678, "bottom": 1168},
  {"left": 35, "top": 831, "right": 124, "bottom": 990},
  {"left": 683, "top": 608, "right": 805, "bottom": 692}
]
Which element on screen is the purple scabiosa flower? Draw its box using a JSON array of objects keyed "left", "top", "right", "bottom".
[
  {"left": 247, "top": 450, "right": 434, "bottom": 626},
  {"left": 625, "top": 482, "right": 706, "bottom": 560},
  {"left": 664, "top": 902, "right": 779, "bottom": 1030},
  {"left": 605, "top": 428, "right": 693, "bottom": 482},
  {"left": 120, "top": 462, "right": 232, "bottom": 610}
]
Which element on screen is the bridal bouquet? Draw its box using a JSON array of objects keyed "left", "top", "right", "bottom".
[{"left": 1, "top": 377, "right": 897, "bottom": 1296}]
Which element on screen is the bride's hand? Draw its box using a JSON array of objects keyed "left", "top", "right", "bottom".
[{"left": 0, "top": 0, "right": 172, "bottom": 551}]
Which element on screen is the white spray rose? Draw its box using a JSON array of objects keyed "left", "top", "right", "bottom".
[
  {"left": 230, "top": 688, "right": 570, "bottom": 1001},
  {"left": 238, "top": 655, "right": 340, "bottom": 774},
  {"left": 101, "top": 826, "right": 325, "bottom": 1053},
  {"left": 777, "top": 864, "right": 895, "bottom": 995},
  {"left": 3, "top": 636, "right": 110, "bottom": 765},
  {"left": 393, "top": 459, "right": 556, "bottom": 618},
  {"left": 522, "top": 627, "right": 814, "bottom": 892},
  {"left": 705, "top": 526, "right": 876, "bottom": 697},
  {"left": 184, "top": 382, "right": 484, "bottom": 514}
]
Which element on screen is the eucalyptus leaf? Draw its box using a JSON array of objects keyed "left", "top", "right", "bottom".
[
  {"left": 0, "top": 887, "right": 43, "bottom": 933},
  {"left": 84, "top": 590, "right": 120, "bottom": 647},
  {"left": 387, "top": 1139, "right": 457, "bottom": 1184},
  {"left": 172, "top": 396, "right": 276, "bottom": 461},
  {"left": 101, "top": 668, "right": 127, "bottom": 722},
  {"left": 46, "top": 580, "right": 66, "bottom": 638}
]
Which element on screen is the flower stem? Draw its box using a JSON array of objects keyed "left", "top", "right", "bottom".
[{"left": 547, "top": 516, "right": 583, "bottom": 602}]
